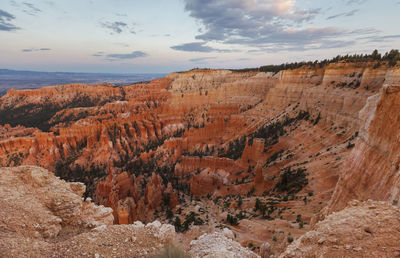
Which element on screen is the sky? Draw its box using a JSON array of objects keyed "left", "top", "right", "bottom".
[{"left": 0, "top": 0, "right": 399, "bottom": 73}]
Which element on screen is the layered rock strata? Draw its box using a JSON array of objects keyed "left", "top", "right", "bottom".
[{"left": 0, "top": 62, "right": 398, "bottom": 233}]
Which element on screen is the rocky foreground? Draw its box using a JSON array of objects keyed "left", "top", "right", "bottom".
[
  {"left": 1, "top": 166, "right": 400, "bottom": 257},
  {"left": 0, "top": 166, "right": 259, "bottom": 257},
  {"left": 281, "top": 200, "right": 400, "bottom": 257}
]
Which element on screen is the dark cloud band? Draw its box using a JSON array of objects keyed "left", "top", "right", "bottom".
[
  {"left": 171, "top": 42, "right": 235, "bottom": 53},
  {"left": 93, "top": 51, "right": 148, "bottom": 60},
  {"left": 22, "top": 48, "right": 52, "bottom": 52},
  {"left": 327, "top": 9, "right": 359, "bottom": 20},
  {"left": 100, "top": 21, "right": 135, "bottom": 34},
  {"left": 0, "top": 9, "right": 20, "bottom": 31}
]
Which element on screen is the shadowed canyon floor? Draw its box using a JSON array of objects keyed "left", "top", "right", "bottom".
[{"left": 0, "top": 61, "right": 400, "bottom": 256}]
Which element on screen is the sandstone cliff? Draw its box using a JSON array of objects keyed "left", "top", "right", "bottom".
[
  {"left": 0, "top": 62, "right": 399, "bottom": 256},
  {"left": 316, "top": 67, "right": 400, "bottom": 221}
]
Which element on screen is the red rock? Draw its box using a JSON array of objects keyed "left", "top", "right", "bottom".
[{"left": 0, "top": 63, "right": 398, "bottom": 230}]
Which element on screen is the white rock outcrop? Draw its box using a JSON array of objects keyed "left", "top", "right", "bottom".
[
  {"left": 189, "top": 231, "right": 260, "bottom": 258},
  {"left": 280, "top": 200, "right": 400, "bottom": 257},
  {"left": 0, "top": 166, "right": 113, "bottom": 239}
]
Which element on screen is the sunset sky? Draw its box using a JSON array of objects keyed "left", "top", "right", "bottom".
[{"left": 1, "top": 0, "right": 399, "bottom": 73}]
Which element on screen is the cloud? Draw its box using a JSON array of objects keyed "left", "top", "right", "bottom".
[
  {"left": 101, "top": 21, "right": 127, "bottom": 34},
  {"left": 44, "top": 1, "right": 55, "bottom": 7},
  {"left": 149, "top": 33, "right": 172, "bottom": 38},
  {"left": 236, "top": 58, "right": 252, "bottom": 61},
  {"left": 359, "top": 34, "right": 400, "bottom": 43},
  {"left": 107, "top": 51, "right": 147, "bottom": 59},
  {"left": 183, "top": 0, "right": 321, "bottom": 42},
  {"left": 9, "top": 1, "right": 18, "bottom": 7},
  {"left": 0, "top": 9, "right": 20, "bottom": 31},
  {"left": 114, "top": 42, "right": 130, "bottom": 47},
  {"left": 223, "top": 26, "right": 362, "bottom": 51},
  {"left": 10, "top": 1, "right": 42, "bottom": 16},
  {"left": 171, "top": 42, "right": 236, "bottom": 53},
  {"left": 346, "top": 0, "right": 367, "bottom": 4},
  {"left": 327, "top": 9, "right": 359, "bottom": 20},
  {"left": 21, "top": 2, "right": 41, "bottom": 16},
  {"left": 100, "top": 21, "right": 135, "bottom": 34},
  {"left": 22, "top": 48, "right": 51, "bottom": 52},
  {"left": 246, "top": 36, "right": 360, "bottom": 52},
  {"left": 180, "top": 0, "right": 379, "bottom": 52},
  {"left": 92, "top": 51, "right": 104, "bottom": 57},
  {"left": 93, "top": 51, "right": 148, "bottom": 60},
  {"left": 189, "top": 56, "right": 216, "bottom": 62}
]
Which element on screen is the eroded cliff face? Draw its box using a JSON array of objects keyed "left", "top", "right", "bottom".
[
  {"left": 321, "top": 67, "right": 400, "bottom": 216},
  {"left": 0, "top": 62, "right": 399, "bottom": 255}
]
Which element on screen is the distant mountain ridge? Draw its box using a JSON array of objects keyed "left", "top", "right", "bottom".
[
  {"left": 0, "top": 68, "right": 167, "bottom": 92},
  {"left": 0, "top": 68, "right": 160, "bottom": 76}
]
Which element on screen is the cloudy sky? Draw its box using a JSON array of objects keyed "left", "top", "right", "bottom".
[{"left": 0, "top": 0, "right": 399, "bottom": 73}]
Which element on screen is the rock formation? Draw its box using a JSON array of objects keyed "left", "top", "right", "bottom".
[
  {"left": 321, "top": 69, "right": 400, "bottom": 215},
  {"left": 0, "top": 61, "right": 399, "bottom": 256},
  {"left": 280, "top": 200, "right": 400, "bottom": 257},
  {"left": 0, "top": 165, "right": 258, "bottom": 257},
  {"left": 189, "top": 231, "right": 260, "bottom": 258},
  {"left": 0, "top": 166, "right": 113, "bottom": 239}
]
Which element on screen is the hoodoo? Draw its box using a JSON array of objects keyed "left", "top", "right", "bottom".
[{"left": 1, "top": 59, "right": 399, "bottom": 256}]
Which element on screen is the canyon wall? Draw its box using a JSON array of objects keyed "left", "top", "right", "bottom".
[
  {"left": 322, "top": 67, "right": 400, "bottom": 215},
  {"left": 0, "top": 62, "right": 398, "bottom": 229}
]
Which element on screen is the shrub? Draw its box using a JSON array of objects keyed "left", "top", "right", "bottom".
[
  {"left": 247, "top": 186, "right": 255, "bottom": 196},
  {"left": 218, "top": 137, "right": 246, "bottom": 160},
  {"left": 347, "top": 142, "right": 355, "bottom": 149},
  {"left": 173, "top": 216, "right": 182, "bottom": 232},
  {"left": 166, "top": 209, "right": 174, "bottom": 219},
  {"left": 237, "top": 196, "right": 243, "bottom": 207},
  {"left": 385, "top": 49, "right": 400, "bottom": 66},
  {"left": 313, "top": 112, "right": 321, "bottom": 125},
  {"left": 265, "top": 149, "right": 284, "bottom": 166},
  {"left": 254, "top": 198, "right": 262, "bottom": 211},
  {"left": 275, "top": 167, "right": 308, "bottom": 194},
  {"left": 227, "top": 214, "right": 239, "bottom": 226},
  {"left": 373, "top": 62, "right": 382, "bottom": 69},
  {"left": 156, "top": 244, "right": 190, "bottom": 258},
  {"left": 162, "top": 193, "right": 171, "bottom": 207},
  {"left": 251, "top": 110, "right": 310, "bottom": 150}
]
